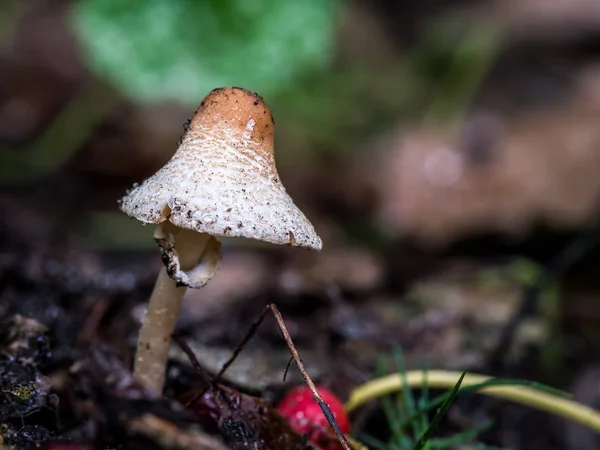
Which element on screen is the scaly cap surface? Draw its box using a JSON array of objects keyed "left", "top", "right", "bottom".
[{"left": 120, "top": 87, "right": 322, "bottom": 250}]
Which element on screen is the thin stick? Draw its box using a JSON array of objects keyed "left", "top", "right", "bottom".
[
  {"left": 214, "top": 305, "right": 271, "bottom": 385},
  {"left": 173, "top": 335, "right": 236, "bottom": 412},
  {"left": 172, "top": 334, "right": 215, "bottom": 387},
  {"left": 269, "top": 304, "right": 352, "bottom": 450},
  {"left": 175, "top": 305, "right": 272, "bottom": 410},
  {"left": 192, "top": 302, "right": 353, "bottom": 450}
]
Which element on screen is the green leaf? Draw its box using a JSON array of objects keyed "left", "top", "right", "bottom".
[{"left": 70, "top": 0, "right": 340, "bottom": 105}]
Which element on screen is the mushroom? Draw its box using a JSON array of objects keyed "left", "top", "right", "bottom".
[{"left": 120, "top": 87, "right": 322, "bottom": 394}]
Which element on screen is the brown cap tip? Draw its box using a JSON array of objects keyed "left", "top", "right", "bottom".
[{"left": 188, "top": 87, "right": 275, "bottom": 145}]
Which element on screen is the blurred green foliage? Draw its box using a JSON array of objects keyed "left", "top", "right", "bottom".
[
  {"left": 479, "top": 258, "right": 559, "bottom": 307},
  {"left": 3, "top": 2, "right": 503, "bottom": 202},
  {"left": 479, "top": 258, "right": 563, "bottom": 373},
  {"left": 70, "top": 0, "right": 340, "bottom": 105},
  {"left": 0, "top": 1, "right": 29, "bottom": 47}
]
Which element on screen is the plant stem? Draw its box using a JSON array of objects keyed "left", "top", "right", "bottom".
[{"left": 346, "top": 371, "right": 600, "bottom": 433}]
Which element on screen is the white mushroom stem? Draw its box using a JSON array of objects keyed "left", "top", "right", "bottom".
[{"left": 134, "top": 225, "right": 220, "bottom": 394}]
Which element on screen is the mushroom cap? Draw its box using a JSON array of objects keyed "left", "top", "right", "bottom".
[{"left": 120, "top": 87, "right": 322, "bottom": 250}]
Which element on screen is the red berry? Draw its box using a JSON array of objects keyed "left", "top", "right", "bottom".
[{"left": 277, "top": 385, "right": 350, "bottom": 450}]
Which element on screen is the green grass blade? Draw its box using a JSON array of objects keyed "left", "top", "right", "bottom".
[
  {"left": 418, "top": 366, "right": 430, "bottom": 441},
  {"left": 358, "top": 433, "right": 400, "bottom": 450},
  {"left": 377, "top": 356, "right": 414, "bottom": 448},
  {"left": 394, "top": 348, "right": 423, "bottom": 444},
  {"left": 429, "top": 420, "right": 492, "bottom": 448},
  {"left": 413, "top": 371, "right": 467, "bottom": 450},
  {"left": 394, "top": 348, "right": 418, "bottom": 416}
]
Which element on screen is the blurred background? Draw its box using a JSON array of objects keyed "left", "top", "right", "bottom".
[{"left": 2, "top": 0, "right": 600, "bottom": 448}]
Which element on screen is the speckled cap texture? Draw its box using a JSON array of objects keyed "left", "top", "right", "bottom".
[{"left": 120, "top": 87, "right": 322, "bottom": 251}]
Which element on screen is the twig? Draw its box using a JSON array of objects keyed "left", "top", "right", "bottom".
[
  {"left": 172, "top": 335, "right": 236, "bottom": 412},
  {"left": 269, "top": 303, "right": 353, "bottom": 450},
  {"left": 176, "top": 303, "right": 353, "bottom": 450},
  {"left": 214, "top": 305, "right": 271, "bottom": 385},
  {"left": 172, "top": 334, "right": 216, "bottom": 387},
  {"left": 77, "top": 297, "right": 108, "bottom": 347},
  {"left": 203, "top": 303, "right": 353, "bottom": 450}
]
